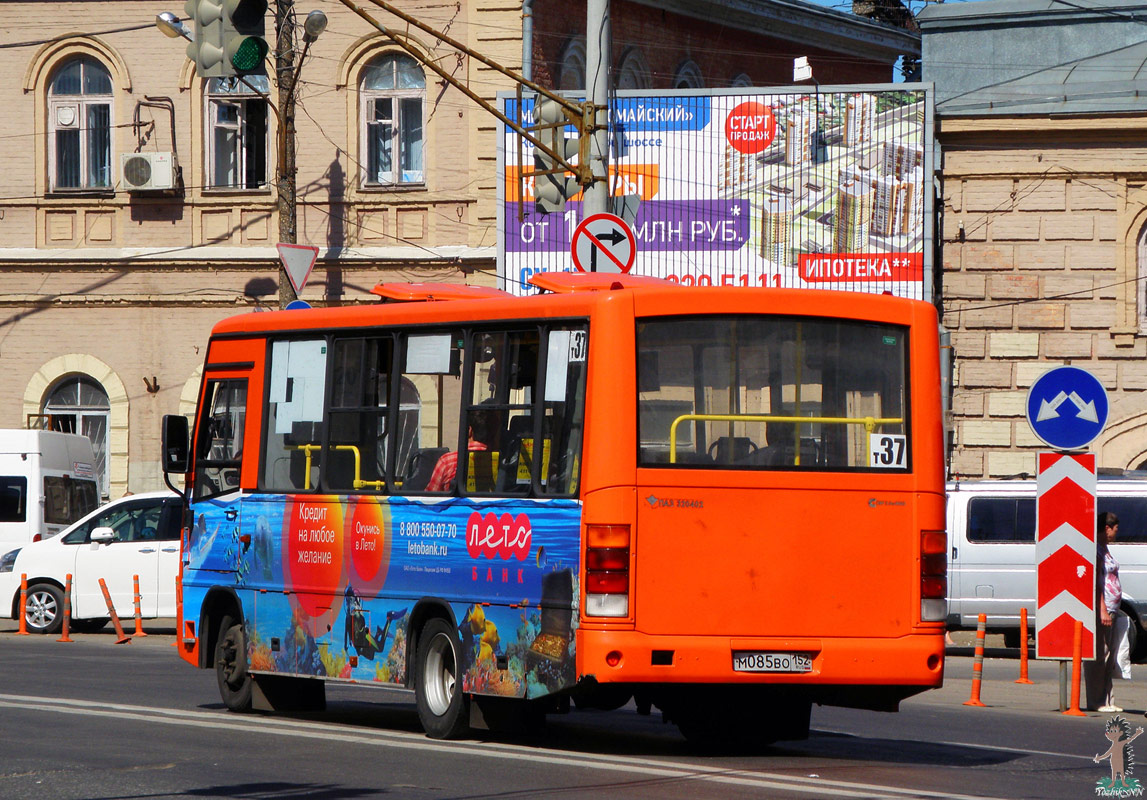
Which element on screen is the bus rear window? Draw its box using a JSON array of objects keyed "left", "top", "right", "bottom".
[{"left": 637, "top": 315, "right": 909, "bottom": 471}]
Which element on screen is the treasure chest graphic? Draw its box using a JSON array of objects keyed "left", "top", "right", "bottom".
[{"left": 528, "top": 569, "right": 574, "bottom": 666}]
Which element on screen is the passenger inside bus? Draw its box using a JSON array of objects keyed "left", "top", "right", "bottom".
[
  {"left": 758, "top": 421, "right": 821, "bottom": 467},
  {"left": 424, "top": 405, "right": 501, "bottom": 492}
]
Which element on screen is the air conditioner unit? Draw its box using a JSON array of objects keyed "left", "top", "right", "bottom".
[{"left": 121, "top": 152, "right": 177, "bottom": 191}]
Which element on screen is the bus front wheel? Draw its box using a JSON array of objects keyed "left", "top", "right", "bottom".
[
  {"left": 415, "top": 618, "right": 469, "bottom": 739},
  {"left": 215, "top": 614, "right": 253, "bottom": 712}
]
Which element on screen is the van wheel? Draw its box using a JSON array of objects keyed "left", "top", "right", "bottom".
[
  {"left": 24, "top": 583, "right": 63, "bottom": 634},
  {"left": 414, "top": 618, "right": 469, "bottom": 739},
  {"left": 215, "top": 614, "right": 252, "bottom": 712}
]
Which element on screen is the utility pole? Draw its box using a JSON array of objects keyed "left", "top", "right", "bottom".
[
  {"left": 163, "top": 3, "right": 323, "bottom": 309},
  {"left": 276, "top": 0, "right": 299, "bottom": 308},
  {"left": 583, "top": 0, "right": 615, "bottom": 270}
]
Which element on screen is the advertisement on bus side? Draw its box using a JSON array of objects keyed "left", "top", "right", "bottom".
[{"left": 183, "top": 494, "right": 581, "bottom": 700}]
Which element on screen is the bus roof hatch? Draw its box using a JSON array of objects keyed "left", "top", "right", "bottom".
[
  {"left": 528, "top": 272, "right": 675, "bottom": 294},
  {"left": 371, "top": 283, "right": 513, "bottom": 302}
]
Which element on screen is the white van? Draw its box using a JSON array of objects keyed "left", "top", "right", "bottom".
[
  {"left": 0, "top": 430, "right": 100, "bottom": 550},
  {"left": 947, "top": 476, "right": 1147, "bottom": 658}
]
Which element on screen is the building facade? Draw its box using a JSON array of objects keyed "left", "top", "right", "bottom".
[
  {"left": 921, "top": 0, "right": 1147, "bottom": 478},
  {"left": 532, "top": 0, "right": 917, "bottom": 90},
  {"left": 0, "top": 0, "right": 917, "bottom": 498}
]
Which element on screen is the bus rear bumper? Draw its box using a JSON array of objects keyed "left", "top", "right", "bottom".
[{"left": 576, "top": 629, "right": 944, "bottom": 705}]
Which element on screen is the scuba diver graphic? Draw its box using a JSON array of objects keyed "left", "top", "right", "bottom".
[{"left": 343, "top": 586, "right": 407, "bottom": 661}]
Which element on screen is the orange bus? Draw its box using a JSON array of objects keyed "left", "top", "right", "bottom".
[{"left": 161, "top": 271, "right": 946, "bottom": 745}]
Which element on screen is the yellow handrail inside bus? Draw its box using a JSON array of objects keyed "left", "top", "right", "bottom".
[
  {"left": 288, "top": 444, "right": 385, "bottom": 490},
  {"left": 289, "top": 444, "right": 319, "bottom": 489},
  {"left": 667, "top": 413, "right": 905, "bottom": 465}
]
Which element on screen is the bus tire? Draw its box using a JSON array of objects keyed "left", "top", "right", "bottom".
[
  {"left": 215, "top": 614, "right": 253, "bottom": 712},
  {"left": 415, "top": 617, "right": 469, "bottom": 739},
  {"left": 24, "top": 583, "right": 63, "bottom": 634}
]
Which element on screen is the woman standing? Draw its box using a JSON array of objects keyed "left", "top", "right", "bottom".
[{"left": 1086, "top": 511, "right": 1124, "bottom": 713}]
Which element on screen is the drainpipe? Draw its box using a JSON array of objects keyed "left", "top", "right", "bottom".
[{"left": 522, "top": 0, "right": 533, "bottom": 82}]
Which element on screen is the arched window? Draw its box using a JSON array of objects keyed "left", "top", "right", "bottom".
[
  {"left": 48, "top": 56, "right": 113, "bottom": 190},
  {"left": 730, "top": 73, "right": 753, "bottom": 88},
  {"left": 205, "top": 76, "right": 269, "bottom": 189},
  {"left": 615, "top": 48, "right": 650, "bottom": 90},
  {"left": 44, "top": 376, "right": 111, "bottom": 498},
  {"left": 1139, "top": 222, "right": 1147, "bottom": 335},
  {"left": 673, "top": 60, "right": 704, "bottom": 90},
  {"left": 558, "top": 38, "right": 586, "bottom": 91},
  {"left": 360, "top": 54, "right": 425, "bottom": 186}
]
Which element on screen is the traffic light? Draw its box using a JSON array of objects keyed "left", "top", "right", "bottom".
[
  {"left": 532, "top": 97, "right": 580, "bottom": 215},
  {"left": 184, "top": 0, "right": 268, "bottom": 78},
  {"left": 222, "top": 0, "right": 269, "bottom": 77}
]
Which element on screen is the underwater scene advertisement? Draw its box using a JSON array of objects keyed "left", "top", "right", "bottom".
[{"left": 183, "top": 493, "right": 582, "bottom": 700}]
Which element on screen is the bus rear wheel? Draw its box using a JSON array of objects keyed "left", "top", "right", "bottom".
[
  {"left": 215, "top": 614, "right": 253, "bottom": 712},
  {"left": 415, "top": 618, "right": 469, "bottom": 739}
]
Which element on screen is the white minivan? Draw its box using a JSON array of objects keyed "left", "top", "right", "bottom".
[
  {"left": 0, "top": 490, "right": 180, "bottom": 633},
  {"left": 947, "top": 476, "right": 1147, "bottom": 657},
  {"left": 0, "top": 430, "right": 100, "bottom": 550}
]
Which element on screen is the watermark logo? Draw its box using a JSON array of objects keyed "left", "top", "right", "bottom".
[{"left": 1095, "top": 716, "right": 1144, "bottom": 797}]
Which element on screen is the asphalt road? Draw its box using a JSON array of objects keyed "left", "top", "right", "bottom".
[{"left": 0, "top": 620, "right": 1136, "bottom": 800}]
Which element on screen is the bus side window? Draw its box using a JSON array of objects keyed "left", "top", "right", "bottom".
[
  {"left": 541, "top": 327, "right": 587, "bottom": 496},
  {"left": 326, "top": 337, "right": 393, "bottom": 493},
  {"left": 194, "top": 379, "right": 247, "bottom": 500},
  {"left": 261, "top": 339, "right": 328, "bottom": 492},
  {"left": 468, "top": 329, "right": 538, "bottom": 496},
  {"left": 396, "top": 331, "right": 463, "bottom": 493}
]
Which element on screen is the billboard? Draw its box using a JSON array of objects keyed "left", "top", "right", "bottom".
[{"left": 497, "top": 85, "right": 934, "bottom": 300}]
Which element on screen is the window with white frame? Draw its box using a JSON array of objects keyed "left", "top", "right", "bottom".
[
  {"left": 48, "top": 57, "right": 113, "bottom": 191},
  {"left": 44, "top": 375, "right": 111, "bottom": 499},
  {"left": 206, "top": 76, "right": 269, "bottom": 190},
  {"left": 360, "top": 54, "right": 424, "bottom": 186}
]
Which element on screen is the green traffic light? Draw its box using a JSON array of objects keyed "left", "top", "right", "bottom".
[{"left": 230, "top": 36, "right": 268, "bottom": 71}]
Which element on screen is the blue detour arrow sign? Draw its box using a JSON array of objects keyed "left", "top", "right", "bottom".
[
  {"left": 1035, "top": 390, "right": 1099, "bottom": 424},
  {"left": 1026, "top": 366, "right": 1109, "bottom": 450}
]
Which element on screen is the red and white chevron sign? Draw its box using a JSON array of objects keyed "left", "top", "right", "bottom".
[{"left": 1035, "top": 451, "right": 1097, "bottom": 660}]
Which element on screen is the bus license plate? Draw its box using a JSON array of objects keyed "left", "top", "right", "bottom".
[{"left": 732, "top": 652, "right": 812, "bottom": 673}]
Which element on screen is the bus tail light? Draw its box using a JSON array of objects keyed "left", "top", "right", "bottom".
[
  {"left": 585, "top": 524, "right": 630, "bottom": 617},
  {"left": 920, "top": 529, "right": 947, "bottom": 621}
]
